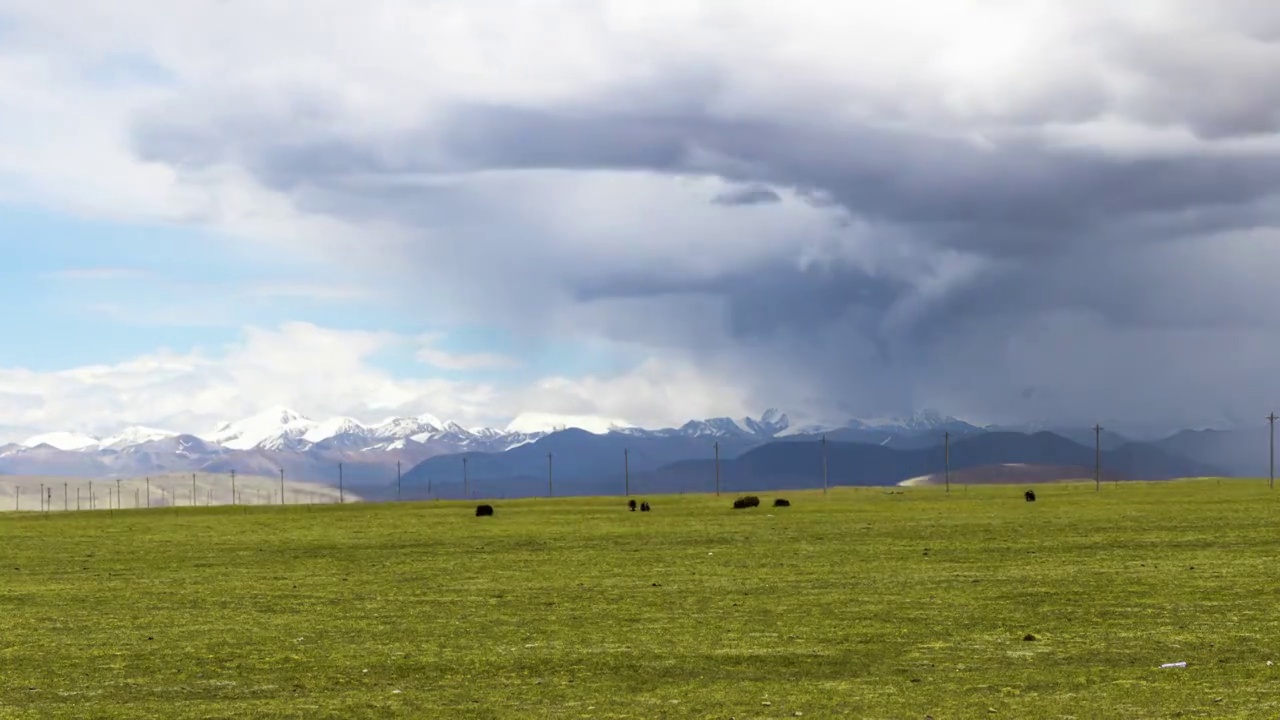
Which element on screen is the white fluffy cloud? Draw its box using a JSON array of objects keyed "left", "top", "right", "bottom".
[
  {"left": 3, "top": 1, "right": 1280, "bottom": 433},
  {"left": 0, "top": 323, "right": 751, "bottom": 442}
]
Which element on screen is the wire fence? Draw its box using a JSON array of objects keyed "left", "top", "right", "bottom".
[{"left": 1, "top": 473, "right": 346, "bottom": 513}]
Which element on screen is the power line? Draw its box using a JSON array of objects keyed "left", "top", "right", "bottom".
[
  {"left": 944, "top": 431, "right": 951, "bottom": 494},
  {"left": 1094, "top": 424, "right": 1102, "bottom": 491},
  {"left": 713, "top": 441, "right": 720, "bottom": 497},
  {"left": 821, "top": 434, "right": 829, "bottom": 496},
  {"left": 1269, "top": 412, "right": 1277, "bottom": 490}
]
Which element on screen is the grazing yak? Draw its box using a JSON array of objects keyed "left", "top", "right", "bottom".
[
  {"left": 628, "top": 499, "right": 637, "bottom": 511},
  {"left": 475, "top": 504, "right": 495, "bottom": 516},
  {"left": 732, "top": 495, "right": 761, "bottom": 509},
  {"left": 1024, "top": 490, "right": 1036, "bottom": 503},
  {"left": 640, "top": 501, "right": 651, "bottom": 512},
  {"left": 773, "top": 498, "right": 791, "bottom": 507}
]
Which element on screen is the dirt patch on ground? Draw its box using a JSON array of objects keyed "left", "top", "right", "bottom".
[{"left": 899, "top": 463, "right": 1123, "bottom": 487}]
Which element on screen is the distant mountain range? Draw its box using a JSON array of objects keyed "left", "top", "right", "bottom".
[
  {"left": 0, "top": 405, "right": 797, "bottom": 491},
  {"left": 399, "top": 430, "right": 1224, "bottom": 500},
  {"left": 0, "top": 406, "right": 1269, "bottom": 499}
]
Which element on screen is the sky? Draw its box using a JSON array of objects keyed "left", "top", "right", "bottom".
[{"left": 1, "top": 1, "right": 1279, "bottom": 441}]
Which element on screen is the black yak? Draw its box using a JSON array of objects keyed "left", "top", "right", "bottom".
[
  {"left": 475, "top": 504, "right": 495, "bottom": 516},
  {"left": 1024, "top": 490, "right": 1036, "bottom": 503},
  {"left": 732, "top": 495, "right": 761, "bottom": 509},
  {"left": 628, "top": 499, "right": 637, "bottom": 511},
  {"left": 640, "top": 501, "right": 651, "bottom": 512},
  {"left": 773, "top": 498, "right": 791, "bottom": 507}
]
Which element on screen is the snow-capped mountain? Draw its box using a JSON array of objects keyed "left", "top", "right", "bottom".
[
  {"left": 0, "top": 405, "right": 1248, "bottom": 501},
  {"left": 773, "top": 410, "right": 984, "bottom": 447},
  {"left": 614, "top": 409, "right": 793, "bottom": 439},
  {"left": 100, "top": 426, "right": 178, "bottom": 450},
  {"left": 204, "top": 406, "right": 317, "bottom": 451},
  {"left": 740, "top": 408, "right": 791, "bottom": 436},
  {"left": 846, "top": 409, "right": 977, "bottom": 433},
  {"left": 9, "top": 407, "right": 986, "bottom": 458},
  {"left": 20, "top": 431, "right": 101, "bottom": 451},
  {"left": 0, "top": 406, "right": 995, "bottom": 488},
  {"left": 303, "top": 416, "right": 373, "bottom": 444},
  {"left": 18, "top": 426, "right": 179, "bottom": 452},
  {"left": 189, "top": 408, "right": 547, "bottom": 454},
  {"left": 370, "top": 415, "right": 443, "bottom": 441}
]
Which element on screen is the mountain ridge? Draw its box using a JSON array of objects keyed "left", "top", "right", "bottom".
[
  {"left": 2, "top": 407, "right": 1259, "bottom": 494},
  {"left": 0, "top": 406, "right": 833, "bottom": 485},
  {"left": 392, "top": 430, "right": 1225, "bottom": 500}
]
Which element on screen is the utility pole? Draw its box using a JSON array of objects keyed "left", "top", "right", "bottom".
[
  {"left": 1094, "top": 424, "right": 1103, "bottom": 492},
  {"left": 624, "top": 448, "right": 630, "bottom": 497},
  {"left": 547, "top": 452, "right": 554, "bottom": 498},
  {"left": 338, "top": 462, "right": 344, "bottom": 504},
  {"left": 146, "top": 477, "right": 151, "bottom": 508},
  {"left": 821, "top": 434, "right": 829, "bottom": 496},
  {"left": 944, "top": 431, "right": 951, "bottom": 494},
  {"left": 39, "top": 483, "right": 44, "bottom": 512},
  {"left": 63, "top": 483, "right": 68, "bottom": 512},
  {"left": 1269, "top": 413, "right": 1277, "bottom": 490},
  {"left": 462, "top": 456, "right": 469, "bottom": 499},
  {"left": 280, "top": 468, "right": 285, "bottom": 506},
  {"left": 116, "top": 479, "right": 121, "bottom": 509},
  {"left": 192, "top": 473, "right": 197, "bottom": 507},
  {"left": 714, "top": 441, "right": 721, "bottom": 497},
  {"left": 397, "top": 460, "right": 402, "bottom": 501}
]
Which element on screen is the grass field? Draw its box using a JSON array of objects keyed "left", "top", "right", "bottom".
[{"left": 2, "top": 480, "right": 1278, "bottom": 718}]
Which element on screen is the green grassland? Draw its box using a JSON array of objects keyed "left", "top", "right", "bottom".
[{"left": 2, "top": 480, "right": 1279, "bottom": 718}]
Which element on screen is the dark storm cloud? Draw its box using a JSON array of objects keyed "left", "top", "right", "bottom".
[
  {"left": 572, "top": 260, "right": 908, "bottom": 340},
  {"left": 127, "top": 14, "right": 1280, "bottom": 429},
  {"left": 138, "top": 100, "right": 1280, "bottom": 255},
  {"left": 712, "top": 185, "right": 781, "bottom": 206}
]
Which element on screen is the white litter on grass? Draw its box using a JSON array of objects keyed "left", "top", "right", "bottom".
[{"left": 1160, "top": 661, "right": 1187, "bottom": 668}]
